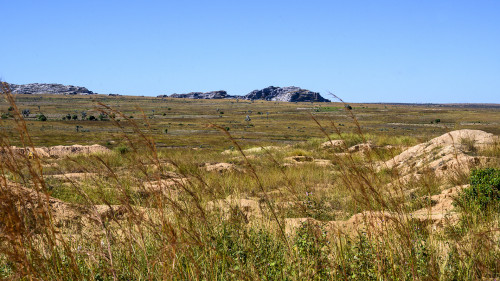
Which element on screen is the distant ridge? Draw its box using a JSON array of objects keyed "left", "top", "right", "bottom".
[
  {"left": 161, "top": 86, "right": 330, "bottom": 102},
  {"left": 8, "top": 83, "right": 95, "bottom": 95},
  {"left": 158, "top": 91, "right": 231, "bottom": 99}
]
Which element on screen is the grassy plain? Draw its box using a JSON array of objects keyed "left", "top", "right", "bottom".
[
  {"left": 2, "top": 94, "right": 500, "bottom": 148},
  {"left": 1, "top": 91, "right": 499, "bottom": 280}
]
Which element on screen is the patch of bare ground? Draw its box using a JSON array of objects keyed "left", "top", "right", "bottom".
[
  {"left": 283, "top": 156, "right": 332, "bottom": 166},
  {"left": 221, "top": 146, "right": 281, "bottom": 155},
  {"left": 206, "top": 196, "right": 263, "bottom": 223},
  {"left": 4, "top": 144, "right": 110, "bottom": 159},
  {"left": 46, "top": 173, "right": 97, "bottom": 181},
  {"left": 202, "top": 162, "right": 243, "bottom": 172}
]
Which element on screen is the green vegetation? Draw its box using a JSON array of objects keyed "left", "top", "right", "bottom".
[
  {"left": 37, "top": 113, "right": 47, "bottom": 121},
  {"left": 1, "top": 83, "right": 499, "bottom": 280},
  {"left": 456, "top": 168, "right": 500, "bottom": 212}
]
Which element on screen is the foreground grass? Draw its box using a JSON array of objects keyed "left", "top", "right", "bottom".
[{"left": 1, "top": 83, "right": 499, "bottom": 280}]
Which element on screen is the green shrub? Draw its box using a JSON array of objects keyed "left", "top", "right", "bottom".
[
  {"left": 37, "top": 114, "right": 47, "bottom": 121},
  {"left": 456, "top": 168, "right": 500, "bottom": 212},
  {"left": 115, "top": 144, "right": 129, "bottom": 154},
  {"left": 98, "top": 113, "right": 107, "bottom": 121}
]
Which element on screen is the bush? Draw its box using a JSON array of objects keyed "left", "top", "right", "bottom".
[
  {"left": 98, "top": 113, "right": 107, "bottom": 121},
  {"left": 115, "top": 144, "right": 129, "bottom": 154},
  {"left": 37, "top": 114, "right": 47, "bottom": 121},
  {"left": 456, "top": 168, "right": 500, "bottom": 212}
]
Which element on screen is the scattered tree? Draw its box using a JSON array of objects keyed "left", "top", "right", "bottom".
[
  {"left": 98, "top": 113, "right": 107, "bottom": 121},
  {"left": 22, "top": 109, "right": 30, "bottom": 118}
]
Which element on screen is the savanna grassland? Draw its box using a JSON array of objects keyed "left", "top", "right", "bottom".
[{"left": 1, "top": 88, "right": 499, "bottom": 280}]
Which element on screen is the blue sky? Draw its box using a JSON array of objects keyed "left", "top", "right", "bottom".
[{"left": 1, "top": 0, "right": 499, "bottom": 103}]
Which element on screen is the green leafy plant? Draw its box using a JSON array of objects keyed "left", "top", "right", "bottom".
[{"left": 456, "top": 168, "right": 500, "bottom": 212}]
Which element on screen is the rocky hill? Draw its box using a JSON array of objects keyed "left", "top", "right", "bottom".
[
  {"left": 160, "top": 87, "right": 330, "bottom": 102},
  {"left": 8, "top": 83, "right": 95, "bottom": 95},
  {"left": 160, "top": 91, "right": 233, "bottom": 99},
  {"left": 244, "top": 86, "right": 330, "bottom": 102}
]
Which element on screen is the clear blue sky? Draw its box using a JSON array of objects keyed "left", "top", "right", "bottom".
[{"left": 1, "top": 0, "right": 499, "bottom": 103}]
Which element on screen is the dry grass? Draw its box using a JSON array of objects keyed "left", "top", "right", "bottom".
[{"left": 1, "top": 82, "right": 499, "bottom": 280}]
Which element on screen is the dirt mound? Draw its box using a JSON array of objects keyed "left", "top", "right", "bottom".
[
  {"left": 1, "top": 181, "right": 146, "bottom": 234},
  {"left": 203, "top": 162, "right": 242, "bottom": 172},
  {"left": 283, "top": 156, "right": 332, "bottom": 166},
  {"left": 222, "top": 146, "right": 280, "bottom": 155},
  {"left": 134, "top": 178, "right": 188, "bottom": 200},
  {"left": 1, "top": 181, "right": 93, "bottom": 232},
  {"left": 348, "top": 142, "right": 375, "bottom": 154},
  {"left": 381, "top": 130, "right": 497, "bottom": 177},
  {"left": 284, "top": 184, "right": 467, "bottom": 237},
  {"left": 45, "top": 144, "right": 110, "bottom": 158},
  {"left": 411, "top": 185, "right": 465, "bottom": 228},
  {"left": 6, "top": 144, "right": 110, "bottom": 159},
  {"left": 47, "top": 173, "right": 96, "bottom": 181},
  {"left": 320, "top": 140, "right": 345, "bottom": 150},
  {"left": 207, "top": 196, "right": 262, "bottom": 223}
]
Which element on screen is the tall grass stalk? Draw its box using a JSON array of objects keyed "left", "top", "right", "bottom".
[{"left": 1, "top": 82, "right": 498, "bottom": 280}]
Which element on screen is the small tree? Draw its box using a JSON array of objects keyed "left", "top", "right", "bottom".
[
  {"left": 72, "top": 114, "right": 78, "bottom": 120},
  {"left": 22, "top": 109, "right": 30, "bottom": 117},
  {"left": 98, "top": 113, "right": 107, "bottom": 121},
  {"left": 88, "top": 115, "right": 96, "bottom": 121}
]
